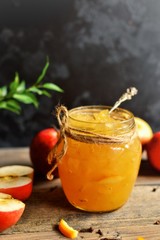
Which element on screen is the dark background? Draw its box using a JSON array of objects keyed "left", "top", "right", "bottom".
[{"left": 0, "top": 0, "right": 160, "bottom": 147}]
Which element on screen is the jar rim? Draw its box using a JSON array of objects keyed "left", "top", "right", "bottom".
[{"left": 68, "top": 105, "right": 134, "bottom": 125}]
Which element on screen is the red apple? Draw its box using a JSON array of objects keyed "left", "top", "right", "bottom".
[
  {"left": 30, "top": 128, "right": 59, "bottom": 177},
  {"left": 135, "top": 117, "right": 153, "bottom": 146},
  {"left": 146, "top": 132, "right": 160, "bottom": 172},
  {"left": 0, "top": 165, "right": 34, "bottom": 201},
  {"left": 0, "top": 192, "right": 25, "bottom": 232}
]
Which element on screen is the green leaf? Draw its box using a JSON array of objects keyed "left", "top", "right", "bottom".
[
  {"left": 0, "top": 101, "right": 7, "bottom": 108},
  {"left": 28, "top": 86, "right": 44, "bottom": 95},
  {"left": 0, "top": 86, "right": 7, "bottom": 97},
  {"left": 9, "top": 72, "right": 19, "bottom": 91},
  {"left": 13, "top": 92, "right": 39, "bottom": 108},
  {"left": 17, "top": 81, "right": 26, "bottom": 92},
  {"left": 7, "top": 100, "right": 21, "bottom": 111},
  {"left": 35, "top": 59, "right": 49, "bottom": 84},
  {"left": 42, "top": 83, "right": 63, "bottom": 92},
  {"left": 40, "top": 90, "right": 51, "bottom": 97},
  {"left": 8, "top": 72, "right": 20, "bottom": 98},
  {"left": 29, "top": 87, "right": 51, "bottom": 97},
  {"left": 0, "top": 101, "right": 21, "bottom": 114}
]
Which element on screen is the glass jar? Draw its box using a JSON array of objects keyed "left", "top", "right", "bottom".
[{"left": 57, "top": 106, "right": 142, "bottom": 212}]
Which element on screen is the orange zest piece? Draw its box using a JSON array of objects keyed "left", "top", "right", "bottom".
[
  {"left": 137, "top": 237, "right": 145, "bottom": 240},
  {"left": 59, "top": 219, "right": 78, "bottom": 239}
]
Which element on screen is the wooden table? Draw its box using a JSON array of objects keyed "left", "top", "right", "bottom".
[{"left": 0, "top": 148, "right": 160, "bottom": 240}]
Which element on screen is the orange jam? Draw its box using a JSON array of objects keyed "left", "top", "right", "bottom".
[{"left": 58, "top": 106, "right": 142, "bottom": 212}]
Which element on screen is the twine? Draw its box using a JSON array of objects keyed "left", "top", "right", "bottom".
[
  {"left": 47, "top": 105, "right": 68, "bottom": 180},
  {"left": 46, "top": 104, "right": 135, "bottom": 180}
]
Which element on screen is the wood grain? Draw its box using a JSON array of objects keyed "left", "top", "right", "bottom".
[{"left": 0, "top": 148, "right": 160, "bottom": 240}]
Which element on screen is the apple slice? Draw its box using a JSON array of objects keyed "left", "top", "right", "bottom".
[
  {"left": 0, "top": 165, "right": 34, "bottom": 201},
  {"left": 0, "top": 192, "right": 25, "bottom": 232},
  {"left": 0, "top": 176, "right": 32, "bottom": 201},
  {"left": 0, "top": 192, "right": 12, "bottom": 199},
  {"left": 0, "top": 165, "right": 34, "bottom": 180}
]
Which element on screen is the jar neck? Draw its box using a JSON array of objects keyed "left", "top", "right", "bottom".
[{"left": 68, "top": 105, "right": 135, "bottom": 138}]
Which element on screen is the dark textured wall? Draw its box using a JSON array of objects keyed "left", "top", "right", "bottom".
[{"left": 0, "top": 0, "right": 160, "bottom": 147}]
